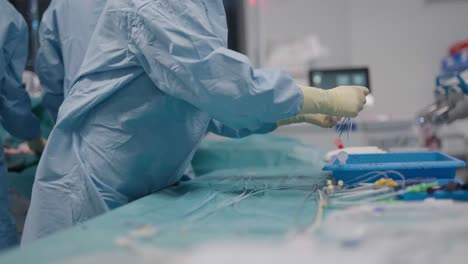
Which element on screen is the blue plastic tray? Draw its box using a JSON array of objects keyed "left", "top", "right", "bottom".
[{"left": 323, "top": 152, "right": 466, "bottom": 183}]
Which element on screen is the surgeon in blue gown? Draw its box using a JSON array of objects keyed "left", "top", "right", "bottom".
[
  {"left": 36, "top": 0, "right": 202, "bottom": 181},
  {"left": 0, "top": 0, "right": 45, "bottom": 249},
  {"left": 23, "top": 0, "right": 368, "bottom": 243}
]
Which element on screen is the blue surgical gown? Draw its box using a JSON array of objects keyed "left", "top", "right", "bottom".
[
  {"left": 0, "top": 0, "right": 41, "bottom": 249},
  {"left": 36, "top": 0, "right": 108, "bottom": 122},
  {"left": 23, "top": 0, "right": 304, "bottom": 243}
]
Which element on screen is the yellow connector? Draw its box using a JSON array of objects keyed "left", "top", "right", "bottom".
[{"left": 374, "top": 178, "right": 398, "bottom": 188}]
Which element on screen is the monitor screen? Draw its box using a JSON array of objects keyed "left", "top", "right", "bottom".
[{"left": 309, "top": 68, "right": 371, "bottom": 92}]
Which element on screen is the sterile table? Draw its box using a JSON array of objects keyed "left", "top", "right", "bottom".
[{"left": 0, "top": 135, "right": 327, "bottom": 264}]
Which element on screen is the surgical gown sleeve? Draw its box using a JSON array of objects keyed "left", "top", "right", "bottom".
[
  {"left": 208, "top": 119, "right": 277, "bottom": 139},
  {"left": 132, "top": 1, "right": 303, "bottom": 130},
  {"left": 0, "top": 15, "right": 41, "bottom": 140},
  {"left": 36, "top": 6, "right": 64, "bottom": 123}
]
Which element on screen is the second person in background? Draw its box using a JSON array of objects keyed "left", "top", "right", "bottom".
[
  {"left": 36, "top": 0, "right": 107, "bottom": 122},
  {"left": 0, "top": 0, "right": 45, "bottom": 250}
]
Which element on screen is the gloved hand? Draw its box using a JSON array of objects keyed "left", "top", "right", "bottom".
[
  {"left": 278, "top": 114, "right": 338, "bottom": 128},
  {"left": 28, "top": 138, "right": 47, "bottom": 155},
  {"left": 448, "top": 97, "right": 468, "bottom": 123},
  {"left": 299, "top": 85, "right": 369, "bottom": 117}
]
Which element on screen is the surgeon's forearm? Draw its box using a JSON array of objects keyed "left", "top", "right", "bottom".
[{"left": 184, "top": 49, "right": 303, "bottom": 130}]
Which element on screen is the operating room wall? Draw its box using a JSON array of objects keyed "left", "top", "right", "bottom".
[
  {"left": 247, "top": 0, "right": 468, "bottom": 118},
  {"left": 350, "top": 0, "right": 468, "bottom": 118},
  {"left": 244, "top": 0, "right": 352, "bottom": 70}
]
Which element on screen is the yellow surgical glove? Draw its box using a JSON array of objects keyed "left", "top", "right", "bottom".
[
  {"left": 278, "top": 114, "right": 338, "bottom": 128},
  {"left": 28, "top": 138, "right": 47, "bottom": 155},
  {"left": 299, "top": 85, "right": 369, "bottom": 117}
]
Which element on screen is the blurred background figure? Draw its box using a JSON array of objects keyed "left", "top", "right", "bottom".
[
  {"left": 35, "top": 0, "right": 107, "bottom": 122},
  {"left": 0, "top": 0, "right": 45, "bottom": 250}
]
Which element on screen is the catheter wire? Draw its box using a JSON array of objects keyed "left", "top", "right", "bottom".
[
  {"left": 337, "top": 117, "right": 353, "bottom": 139},
  {"left": 345, "top": 170, "right": 407, "bottom": 187},
  {"left": 304, "top": 190, "right": 326, "bottom": 235},
  {"left": 184, "top": 177, "right": 325, "bottom": 228},
  {"left": 294, "top": 184, "right": 322, "bottom": 227}
]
